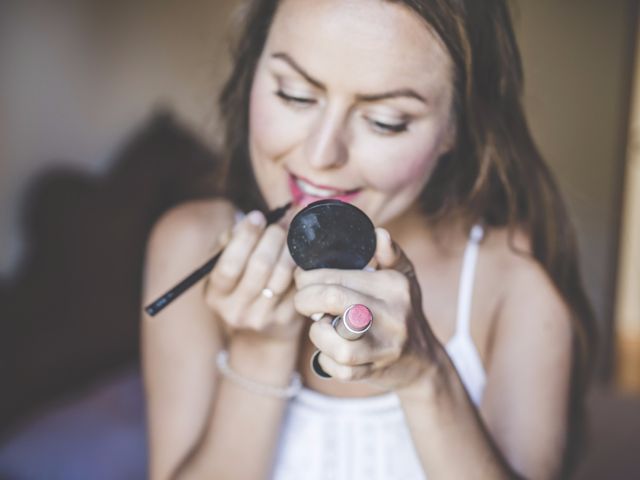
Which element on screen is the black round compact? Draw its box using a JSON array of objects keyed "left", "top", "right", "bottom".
[{"left": 287, "top": 199, "right": 376, "bottom": 271}]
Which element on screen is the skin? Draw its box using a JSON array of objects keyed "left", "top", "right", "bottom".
[{"left": 141, "top": 0, "right": 574, "bottom": 479}]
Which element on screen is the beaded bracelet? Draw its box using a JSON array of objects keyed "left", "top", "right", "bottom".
[{"left": 216, "top": 350, "right": 302, "bottom": 399}]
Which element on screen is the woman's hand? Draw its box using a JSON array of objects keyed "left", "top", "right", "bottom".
[
  {"left": 203, "top": 210, "right": 305, "bottom": 343},
  {"left": 293, "top": 228, "right": 442, "bottom": 391}
]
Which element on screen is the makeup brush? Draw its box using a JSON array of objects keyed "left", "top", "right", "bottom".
[{"left": 145, "top": 201, "right": 292, "bottom": 316}]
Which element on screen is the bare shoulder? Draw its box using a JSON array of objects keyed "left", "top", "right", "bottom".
[
  {"left": 480, "top": 226, "right": 572, "bottom": 363},
  {"left": 482, "top": 226, "right": 569, "bottom": 313},
  {"left": 147, "top": 198, "right": 236, "bottom": 258},
  {"left": 478, "top": 227, "right": 574, "bottom": 477},
  {"left": 143, "top": 198, "right": 237, "bottom": 304}
]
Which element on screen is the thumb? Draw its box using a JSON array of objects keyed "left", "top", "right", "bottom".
[
  {"left": 374, "top": 227, "right": 398, "bottom": 268},
  {"left": 374, "top": 228, "right": 414, "bottom": 275}
]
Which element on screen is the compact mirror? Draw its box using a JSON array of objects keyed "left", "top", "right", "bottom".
[{"left": 287, "top": 199, "right": 376, "bottom": 270}]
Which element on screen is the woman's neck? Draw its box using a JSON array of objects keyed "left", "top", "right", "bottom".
[{"left": 383, "top": 202, "right": 470, "bottom": 257}]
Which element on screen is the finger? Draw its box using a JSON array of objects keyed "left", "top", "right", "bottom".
[
  {"left": 236, "top": 224, "right": 287, "bottom": 297},
  {"left": 264, "top": 244, "right": 297, "bottom": 296},
  {"left": 314, "top": 351, "right": 374, "bottom": 382},
  {"left": 294, "top": 284, "right": 385, "bottom": 319},
  {"left": 374, "top": 227, "right": 415, "bottom": 276},
  {"left": 272, "top": 286, "right": 300, "bottom": 326},
  {"left": 240, "top": 283, "right": 298, "bottom": 331},
  {"left": 247, "top": 284, "right": 297, "bottom": 331},
  {"left": 216, "top": 227, "right": 232, "bottom": 251},
  {"left": 309, "top": 317, "right": 371, "bottom": 365},
  {"left": 308, "top": 315, "right": 391, "bottom": 366},
  {"left": 208, "top": 211, "right": 266, "bottom": 293},
  {"left": 294, "top": 267, "right": 406, "bottom": 299}
]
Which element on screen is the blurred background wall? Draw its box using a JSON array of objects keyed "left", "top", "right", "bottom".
[
  {"left": 0, "top": 0, "right": 240, "bottom": 277},
  {"left": 516, "top": 0, "right": 637, "bottom": 378},
  {"left": 1, "top": 0, "right": 639, "bottom": 478}
]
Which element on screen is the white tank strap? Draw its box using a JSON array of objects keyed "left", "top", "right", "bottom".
[{"left": 454, "top": 224, "right": 484, "bottom": 338}]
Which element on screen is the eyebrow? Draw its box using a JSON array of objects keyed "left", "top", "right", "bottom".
[{"left": 271, "top": 52, "right": 427, "bottom": 104}]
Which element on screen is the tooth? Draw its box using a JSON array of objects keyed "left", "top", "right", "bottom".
[{"left": 296, "top": 179, "right": 341, "bottom": 196}]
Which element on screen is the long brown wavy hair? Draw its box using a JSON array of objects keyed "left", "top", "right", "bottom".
[{"left": 217, "top": 0, "right": 596, "bottom": 475}]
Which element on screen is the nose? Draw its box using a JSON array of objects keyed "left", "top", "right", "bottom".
[{"left": 303, "top": 105, "right": 349, "bottom": 169}]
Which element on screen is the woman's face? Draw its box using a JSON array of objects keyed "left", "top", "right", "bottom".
[{"left": 249, "top": 0, "right": 455, "bottom": 226}]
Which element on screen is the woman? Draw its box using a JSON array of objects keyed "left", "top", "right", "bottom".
[{"left": 142, "top": 0, "right": 595, "bottom": 478}]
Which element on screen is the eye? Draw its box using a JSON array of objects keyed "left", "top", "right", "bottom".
[
  {"left": 275, "top": 89, "right": 317, "bottom": 108},
  {"left": 367, "top": 117, "right": 409, "bottom": 135}
]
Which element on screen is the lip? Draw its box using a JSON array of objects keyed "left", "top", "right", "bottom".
[{"left": 288, "top": 173, "right": 361, "bottom": 206}]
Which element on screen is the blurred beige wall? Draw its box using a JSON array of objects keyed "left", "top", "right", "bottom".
[
  {"left": 1, "top": 0, "right": 636, "bottom": 370},
  {"left": 515, "top": 0, "right": 637, "bottom": 372},
  {"left": 0, "top": 0, "right": 240, "bottom": 275}
]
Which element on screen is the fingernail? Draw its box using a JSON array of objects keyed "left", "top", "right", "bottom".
[
  {"left": 310, "top": 312, "right": 324, "bottom": 322},
  {"left": 247, "top": 210, "right": 265, "bottom": 226},
  {"left": 377, "top": 228, "right": 391, "bottom": 244}
]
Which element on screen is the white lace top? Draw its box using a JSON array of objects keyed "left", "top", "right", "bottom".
[{"left": 270, "top": 225, "right": 487, "bottom": 480}]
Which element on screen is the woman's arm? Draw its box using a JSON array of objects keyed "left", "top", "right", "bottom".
[
  {"left": 173, "top": 332, "right": 300, "bottom": 479},
  {"left": 142, "top": 201, "right": 230, "bottom": 480},
  {"left": 142, "top": 200, "right": 304, "bottom": 480},
  {"left": 397, "top": 255, "right": 573, "bottom": 479}
]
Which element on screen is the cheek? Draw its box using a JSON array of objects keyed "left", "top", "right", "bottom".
[
  {"left": 249, "top": 83, "right": 276, "bottom": 156},
  {"left": 249, "top": 77, "right": 298, "bottom": 160},
  {"left": 360, "top": 139, "right": 441, "bottom": 193}
]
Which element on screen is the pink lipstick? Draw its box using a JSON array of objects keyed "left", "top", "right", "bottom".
[{"left": 332, "top": 304, "right": 373, "bottom": 340}]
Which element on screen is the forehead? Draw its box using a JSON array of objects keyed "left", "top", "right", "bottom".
[{"left": 265, "top": 0, "right": 452, "bottom": 97}]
